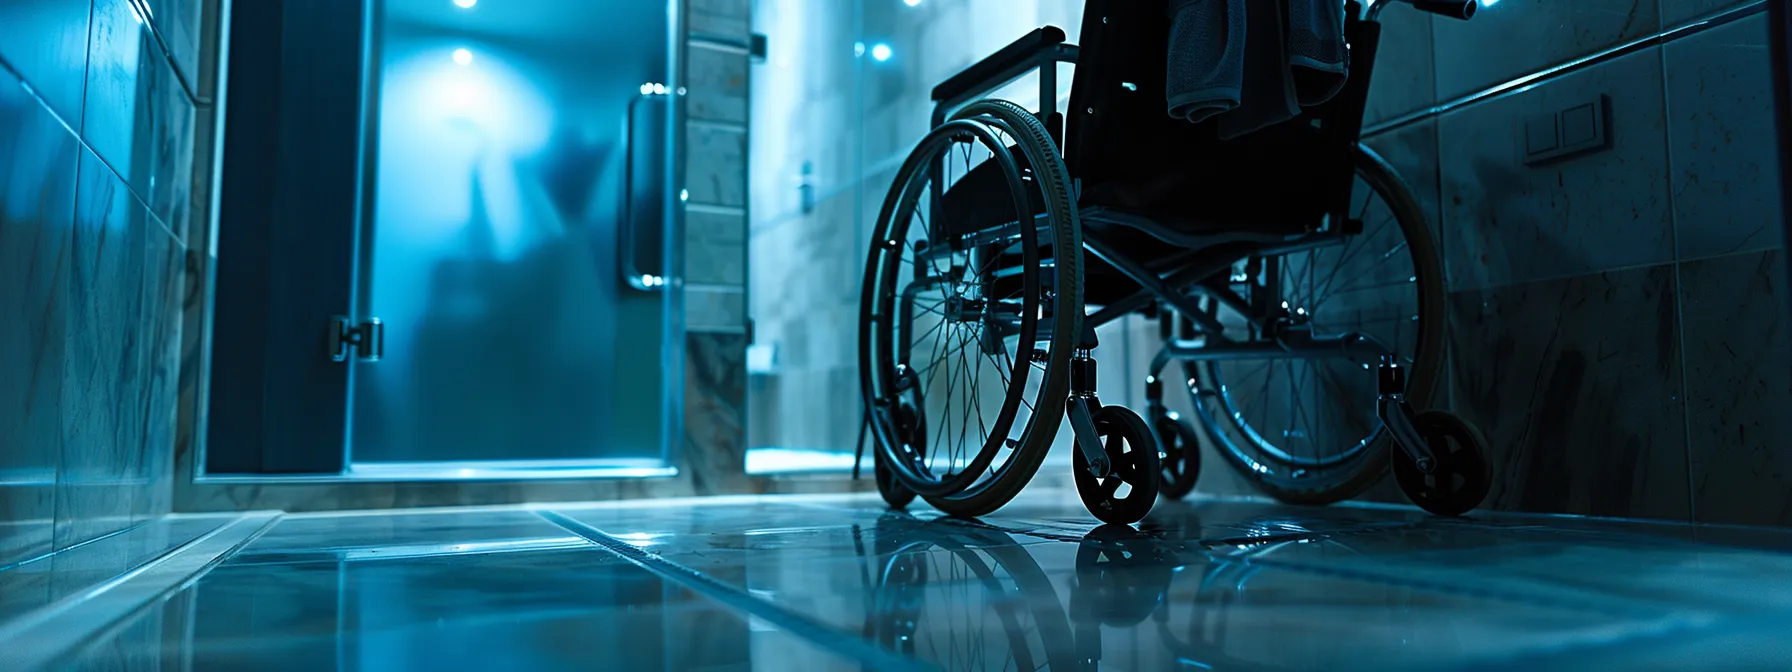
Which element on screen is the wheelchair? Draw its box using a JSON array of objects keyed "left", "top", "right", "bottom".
[{"left": 857, "top": 0, "right": 1492, "bottom": 525}]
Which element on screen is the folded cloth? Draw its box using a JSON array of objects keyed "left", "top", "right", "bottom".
[
  {"left": 1286, "top": 0, "right": 1349, "bottom": 105},
  {"left": 1215, "top": 0, "right": 1300, "bottom": 140},
  {"left": 1166, "top": 0, "right": 1246, "bottom": 124},
  {"left": 1166, "top": 0, "right": 1350, "bottom": 139}
]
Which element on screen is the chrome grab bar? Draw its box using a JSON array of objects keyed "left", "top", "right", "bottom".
[
  {"left": 621, "top": 87, "right": 678, "bottom": 291},
  {"left": 1366, "top": 0, "right": 1479, "bottom": 22}
]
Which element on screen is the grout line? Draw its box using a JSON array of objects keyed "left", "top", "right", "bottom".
[
  {"left": 0, "top": 521, "right": 149, "bottom": 575},
  {"left": 0, "top": 67, "right": 184, "bottom": 247},
  {"left": 0, "top": 511, "right": 282, "bottom": 671},
  {"left": 688, "top": 118, "right": 747, "bottom": 133},
  {"left": 127, "top": 0, "right": 208, "bottom": 106},
  {"left": 1655, "top": 17, "right": 1699, "bottom": 525},
  {"left": 1363, "top": 0, "right": 1768, "bottom": 139},
  {"left": 1448, "top": 257, "right": 1686, "bottom": 296},
  {"left": 534, "top": 510, "right": 921, "bottom": 672}
]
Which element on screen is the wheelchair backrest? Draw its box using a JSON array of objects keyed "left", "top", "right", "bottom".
[{"left": 1065, "top": 0, "right": 1378, "bottom": 226}]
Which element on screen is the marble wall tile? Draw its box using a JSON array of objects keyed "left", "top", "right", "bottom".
[
  {"left": 0, "top": 0, "right": 91, "bottom": 126},
  {"left": 0, "top": 71, "right": 79, "bottom": 567},
  {"left": 685, "top": 332, "right": 750, "bottom": 493},
  {"left": 1432, "top": 0, "right": 1661, "bottom": 101},
  {"left": 137, "top": 228, "right": 183, "bottom": 522},
  {"left": 172, "top": 101, "right": 215, "bottom": 483},
  {"left": 687, "top": 285, "right": 747, "bottom": 332},
  {"left": 689, "top": 0, "right": 752, "bottom": 40},
  {"left": 1363, "top": 119, "right": 1445, "bottom": 261},
  {"left": 1680, "top": 250, "right": 1792, "bottom": 526},
  {"left": 686, "top": 124, "right": 748, "bottom": 208},
  {"left": 1663, "top": 0, "right": 1763, "bottom": 28},
  {"left": 1438, "top": 47, "right": 1674, "bottom": 292},
  {"left": 1447, "top": 264, "right": 1691, "bottom": 522},
  {"left": 143, "top": 0, "right": 204, "bottom": 93},
  {"left": 1364, "top": 1, "right": 1438, "bottom": 124},
  {"left": 57, "top": 151, "right": 152, "bottom": 550},
  {"left": 688, "top": 42, "right": 749, "bottom": 125},
  {"left": 1663, "top": 13, "right": 1782, "bottom": 259},
  {"left": 686, "top": 209, "right": 746, "bottom": 286},
  {"left": 83, "top": 0, "right": 197, "bottom": 244}
]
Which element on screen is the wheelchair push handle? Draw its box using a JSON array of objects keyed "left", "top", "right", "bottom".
[{"left": 1405, "top": 0, "right": 1478, "bottom": 20}]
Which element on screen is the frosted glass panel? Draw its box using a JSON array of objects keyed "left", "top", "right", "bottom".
[{"left": 349, "top": 0, "right": 677, "bottom": 466}]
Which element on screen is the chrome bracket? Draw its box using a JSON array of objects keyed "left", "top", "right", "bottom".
[{"left": 329, "top": 316, "right": 384, "bottom": 363}]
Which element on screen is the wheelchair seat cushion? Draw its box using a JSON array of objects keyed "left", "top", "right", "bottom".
[{"left": 936, "top": 136, "right": 1323, "bottom": 244}]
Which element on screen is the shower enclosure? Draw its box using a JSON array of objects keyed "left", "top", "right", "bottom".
[{"left": 200, "top": 0, "right": 685, "bottom": 480}]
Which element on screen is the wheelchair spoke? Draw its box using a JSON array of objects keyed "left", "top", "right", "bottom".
[
  {"left": 1312, "top": 212, "right": 1396, "bottom": 309},
  {"left": 1184, "top": 160, "right": 1439, "bottom": 488}
]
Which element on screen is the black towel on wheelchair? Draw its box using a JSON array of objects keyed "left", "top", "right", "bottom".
[{"left": 1165, "top": 0, "right": 1348, "bottom": 140}]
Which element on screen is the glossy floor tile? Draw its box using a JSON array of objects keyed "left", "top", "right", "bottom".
[{"left": 10, "top": 491, "right": 1792, "bottom": 670}]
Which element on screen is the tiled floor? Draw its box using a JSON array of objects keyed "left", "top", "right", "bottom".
[{"left": 9, "top": 491, "right": 1792, "bottom": 670}]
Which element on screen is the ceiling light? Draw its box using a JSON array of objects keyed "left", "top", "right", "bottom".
[{"left": 453, "top": 48, "right": 473, "bottom": 65}]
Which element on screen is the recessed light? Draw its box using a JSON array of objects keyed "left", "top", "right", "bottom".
[
  {"left": 454, "top": 0, "right": 477, "bottom": 8},
  {"left": 453, "top": 48, "right": 473, "bottom": 65},
  {"left": 871, "top": 43, "right": 892, "bottom": 61}
]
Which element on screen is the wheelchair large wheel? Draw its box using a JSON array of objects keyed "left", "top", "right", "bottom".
[
  {"left": 861, "top": 516, "right": 1080, "bottom": 670},
  {"left": 1185, "top": 143, "right": 1444, "bottom": 505},
  {"left": 859, "top": 99, "right": 1083, "bottom": 517}
]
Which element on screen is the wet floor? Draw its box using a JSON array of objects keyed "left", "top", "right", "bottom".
[{"left": 10, "top": 491, "right": 1792, "bottom": 670}]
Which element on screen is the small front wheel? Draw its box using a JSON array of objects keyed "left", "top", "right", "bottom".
[
  {"left": 1073, "top": 406, "right": 1161, "bottom": 525},
  {"left": 1392, "top": 410, "right": 1492, "bottom": 517}
]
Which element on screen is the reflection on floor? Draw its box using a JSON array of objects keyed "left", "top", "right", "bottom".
[{"left": 7, "top": 490, "right": 1792, "bottom": 670}]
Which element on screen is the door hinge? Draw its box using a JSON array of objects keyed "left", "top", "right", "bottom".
[{"left": 329, "top": 316, "right": 384, "bottom": 363}]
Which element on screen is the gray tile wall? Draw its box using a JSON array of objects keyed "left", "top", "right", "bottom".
[
  {"left": 1362, "top": 0, "right": 1788, "bottom": 523},
  {"left": 0, "top": 0, "right": 202, "bottom": 565},
  {"left": 683, "top": 0, "right": 752, "bottom": 490}
]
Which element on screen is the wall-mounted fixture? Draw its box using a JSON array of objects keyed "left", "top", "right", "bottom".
[{"left": 1522, "top": 94, "right": 1611, "bottom": 166}]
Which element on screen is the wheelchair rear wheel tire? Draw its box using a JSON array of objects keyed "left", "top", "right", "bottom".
[
  {"left": 859, "top": 99, "right": 1083, "bottom": 518},
  {"left": 1186, "top": 143, "right": 1445, "bottom": 506}
]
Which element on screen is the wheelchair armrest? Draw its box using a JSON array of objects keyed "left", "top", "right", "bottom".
[{"left": 930, "top": 26, "right": 1070, "bottom": 107}]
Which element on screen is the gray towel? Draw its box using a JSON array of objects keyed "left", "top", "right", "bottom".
[
  {"left": 1166, "top": 0, "right": 1246, "bottom": 124},
  {"left": 1287, "top": 0, "right": 1349, "bottom": 105},
  {"left": 1215, "top": 0, "right": 1300, "bottom": 140},
  {"left": 1165, "top": 0, "right": 1350, "bottom": 140}
]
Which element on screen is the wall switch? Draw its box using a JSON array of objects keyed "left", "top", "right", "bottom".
[{"left": 1524, "top": 94, "right": 1611, "bottom": 166}]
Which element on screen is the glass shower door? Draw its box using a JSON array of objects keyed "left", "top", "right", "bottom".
[{"left": 344, "top": 0, "right": 683, "bottom": 477}]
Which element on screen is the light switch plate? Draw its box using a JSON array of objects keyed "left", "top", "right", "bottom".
[{"left": 1523, "top": 94, "right": 1611, "bottom": 166}]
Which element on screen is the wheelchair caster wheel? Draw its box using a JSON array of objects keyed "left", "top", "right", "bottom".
[
  {"left": 1072, "top": 524, "right": 1171, "bottom": 627},
  {"left": 876, "top": 402, "right": 925, "bottom": 509},
  {"left": 1151, "top": 411, "right": 1201, "bottom": 500},
  {"left": 1392, "top": 410, "right": 1492, "bottom": 517},
  {"left": 1073, "top": 406, "right": 1161, "bottom": 525}
]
